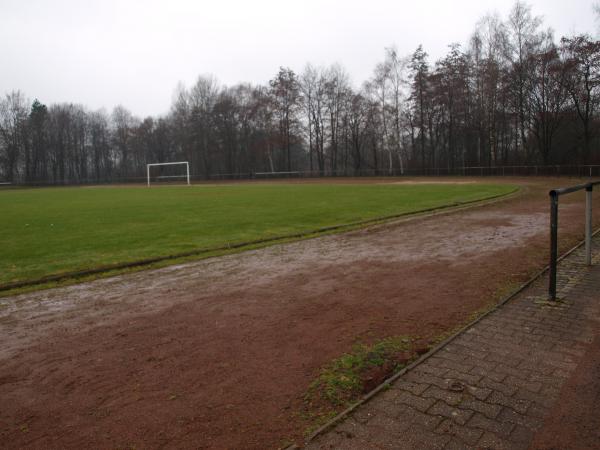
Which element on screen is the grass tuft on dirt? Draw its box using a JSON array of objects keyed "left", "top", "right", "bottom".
[{"left": 301, "top": 336, "right": 417, "bottom": 435}]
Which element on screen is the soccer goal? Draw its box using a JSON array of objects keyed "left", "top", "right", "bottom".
[{"left": 147, "top": 161, "right": 190, "bottom": 187}]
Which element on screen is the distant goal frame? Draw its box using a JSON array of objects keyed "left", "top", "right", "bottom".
[{"left": 147, "top": 161, "right": 190, "bottom": 187}]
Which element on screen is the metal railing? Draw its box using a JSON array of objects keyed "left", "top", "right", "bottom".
[
  {"left": 548, "top": 180, "right": 600, "bottom": 300},
  {"left": 216, "top": 165, "right": 600, "bottom": 179}
]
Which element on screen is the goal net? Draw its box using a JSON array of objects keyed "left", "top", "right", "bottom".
[{"left": 147, "top": 162, "right": 190, "bottom": 186}]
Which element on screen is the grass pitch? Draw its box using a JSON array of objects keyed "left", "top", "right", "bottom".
[{"left": 0, "top": 182, "right": 516, "bottom": 286}]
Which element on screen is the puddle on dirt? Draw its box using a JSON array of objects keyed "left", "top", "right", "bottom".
[{"left": 0, "top": 201, "right": 550, "bottom": 361}]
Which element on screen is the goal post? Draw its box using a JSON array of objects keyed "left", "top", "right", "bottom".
[{"left": 147, "top": 161, "right": 190, "bottom": 187}]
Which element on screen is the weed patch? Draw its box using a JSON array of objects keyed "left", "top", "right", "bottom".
[{"left": 300, "top": 336, "right": 417, "bottom": 435}]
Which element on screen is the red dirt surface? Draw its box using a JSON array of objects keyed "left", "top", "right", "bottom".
[{"left": 1, "top": 177, "right": 599, "bottom": 449}]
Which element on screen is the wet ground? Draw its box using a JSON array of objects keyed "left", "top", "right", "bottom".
[{"left": 1, "top": 177, "right": 598, "bottom": 449}]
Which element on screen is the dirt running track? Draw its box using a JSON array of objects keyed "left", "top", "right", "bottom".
[{"left": 1, "top": 177, "right": 599, "bottom": 449}]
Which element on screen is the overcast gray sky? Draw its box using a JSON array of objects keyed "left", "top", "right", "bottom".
[{"left": 1, "top": 0, "right": 597, "bottom": 118}]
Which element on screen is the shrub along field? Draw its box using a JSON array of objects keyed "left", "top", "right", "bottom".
[{"left": 0, "top": 181, "right": 516, "bottom": 286}]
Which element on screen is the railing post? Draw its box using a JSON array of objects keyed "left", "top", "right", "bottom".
[
  {"left": 549, "top": 191, "right": 559, "bottom": 300},
  {"left": 586, "top": 184, "right": 593, "bottom": 266}
]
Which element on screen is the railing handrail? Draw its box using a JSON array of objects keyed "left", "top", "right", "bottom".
[
  {"left": 550, "top": 180, "right": 600, "bottom": 197},
  {"left": 548, "top": 180, "right": 600, "bottom": 300}
]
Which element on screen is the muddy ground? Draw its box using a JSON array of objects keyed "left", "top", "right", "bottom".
[{"left": 0, "top": 177, "right": 599, "bottom": 449}]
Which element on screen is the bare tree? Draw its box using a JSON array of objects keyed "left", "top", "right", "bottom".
[
  {"left": 189, "top": 75, "right": 220, "bottom": 176},
  {"left": 384, "top": 47, "right": 409, "bottom": 174},
  {"left": 300, "top": 64, "right": 317, "bottom": 172},
  {"left": 301, "top": 65, "right": 327, "bottom": 174},
  {"left": 88, "top": 110, "right": 111, "bottom": 181},
  {"left": 506, "top": 1, "right": 544, "bottom": 156},
  {"left": 323, "top": 64, "right": 350, "bottom": 174},
  {"left": 561, "top": 34, "right": 600, "bottom": 163},
  {"left": 111, "top": 105, "right": 137, "bottom": 178},
  {"left": 28, "top": 99, "right": 49, "bottom": 182},
  {"left": 527, "top": 45, "right": 569, "bottom": 163},
  {"left": 409, "top": 45, "right": 430, "bottom": 169},
  {"left": 269, "top": 67, "right": 302, "bottom": 172},
  {"left": 0, "top": 91, "right": 29, "bottom": 182}
]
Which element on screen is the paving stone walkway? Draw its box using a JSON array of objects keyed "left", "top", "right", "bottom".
[{"left": 305, "top": 238, "right": 600, "bottom": 449}]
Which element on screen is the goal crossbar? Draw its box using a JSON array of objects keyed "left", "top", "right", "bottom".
[{"left": 147, "top": 161, "right": 190, "bottom": 186}]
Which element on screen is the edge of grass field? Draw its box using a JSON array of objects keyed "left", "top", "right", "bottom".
[{"left": 0, "top": 185, "right": 520, "bottom": 297}]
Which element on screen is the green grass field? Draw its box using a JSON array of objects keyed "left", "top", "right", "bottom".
[{"left": 0, "top": 182, "right": 516, "bottom": 286}]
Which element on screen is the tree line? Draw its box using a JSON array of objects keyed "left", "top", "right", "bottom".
[{"left": 2, "top": 1, "right": 600, "bottom": 184}]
